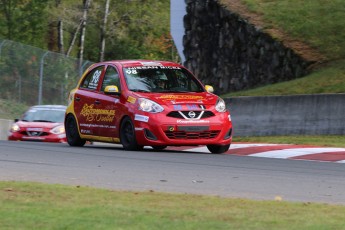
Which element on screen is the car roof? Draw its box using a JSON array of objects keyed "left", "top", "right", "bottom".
[
  {"left": 29, "top": 105, "right": 67, "bottom": 110},
  {"left": 101, "top": 60, "right": 183, "bottom": 68}
]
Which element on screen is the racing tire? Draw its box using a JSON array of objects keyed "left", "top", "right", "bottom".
[
  {"left": 65, "top": 114, "right": 86, "bottom": 147},
  {"left": 206, "top": 144, "right": 230, "bottom": 154},
  {"left": 120, "top": 117, "right": 143, "bottom": 151},
  {"left": 152, "top": 146, "right": 167, "bottom": 151}
]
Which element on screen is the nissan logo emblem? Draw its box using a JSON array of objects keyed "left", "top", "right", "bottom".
[{"left": 188, "top": 111, "right": 196, "bottom": 118}]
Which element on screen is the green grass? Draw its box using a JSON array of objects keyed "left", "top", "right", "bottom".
[
  {"left": 218, "top": 0, "right": 345, "bottom": 97},
  {"left": 1, "top": 181, "right": 345, "bottom": 229},
  {"left": 242, "top": 0, "right": 345, "bottom": 60},
  {"left": 222, "top": 59, "right": 345, "bottom": 97},
  {"left": 233, "top": 135, "right": 345, "bottom": 148},
  {"left": 0, "top": 99, "right": 28, "bottom": 120}
]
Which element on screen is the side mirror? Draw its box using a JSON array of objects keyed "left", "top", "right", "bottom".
[
  {"left": 14, "top": 118, "right": 19, "bottom": 122},
  {"left": 205, "top": 85, "right": 214, "bottom": 93},
  {"left": 104, "top": 85, "right": 120, "bottom": 95}
]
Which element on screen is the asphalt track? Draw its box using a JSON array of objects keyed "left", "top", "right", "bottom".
[{"left": 1, "top": 140, "right": 345, "bottom": 205}]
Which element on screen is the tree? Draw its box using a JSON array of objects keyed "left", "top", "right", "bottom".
[
  {"left": 78, "top": 0, "right": 91, "bottom": 68},
  {"left": 0, "top": 0, "right": 49, "bottom": 47},
  {"left": 99, "top": 0, "right": 110, "bottom": 62}
]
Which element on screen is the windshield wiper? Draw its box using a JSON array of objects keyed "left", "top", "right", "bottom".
[{"left": 33, "top": 120, "right": 53, "bottom": 122}]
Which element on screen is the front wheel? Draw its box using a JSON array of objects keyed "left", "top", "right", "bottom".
[
  {"left": 120, "top": 117, "right": 143, "bottom": 151},
  {"left": 65, "top": 114, "right": 86, "bottom": 147},
  {"left": 206, "top": 144, "right": 230, "bottom": 154}
]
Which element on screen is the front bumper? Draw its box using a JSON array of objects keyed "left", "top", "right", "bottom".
[
  {"left": 8, "top": 132, "right": 66, "bottom": 143},
  {"left": 133, "top": 112, "right": 232, "bottom": 146}
]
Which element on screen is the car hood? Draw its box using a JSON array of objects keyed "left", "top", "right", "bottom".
[
  {"left": 16, "top": 121, "right": 63, "bottom": 129},
  {"left": 133, "top": 92, "right": 218, "bottom": 106}
]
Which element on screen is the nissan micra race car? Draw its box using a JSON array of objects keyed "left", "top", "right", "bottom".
[
  {"left": 65, "top": 60, "right": 232, "bottom": 153},
  {"left": 8, "top": 105, "right": 67, "bottom": 143}
]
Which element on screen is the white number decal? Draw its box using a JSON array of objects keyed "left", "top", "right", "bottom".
[{"left": 91, "top": 70, "right": 102, "bottom": 84}]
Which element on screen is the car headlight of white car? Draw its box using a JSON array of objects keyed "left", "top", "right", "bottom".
[
  {"left": 10, "top": 123, "right": 20, "bottom": 132},
  {"left": 50, "top": 125, "right": 65, "bottom": 134},
  {"left": 138, "top": 98, "right": 164, "bottom": 113},
  {"left": 215, "top": 97, "right": 227, "bottom": 112}
]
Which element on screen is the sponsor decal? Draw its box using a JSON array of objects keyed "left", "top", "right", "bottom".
[
  {"left": 80, "top": 104, "right": 115, "bottom": 122},
  {"left": 80, "top": 123, "right": 116, "bottom": 130},
  {"left": 178, "top": 126, "right": 209, "bottom": 132},
  {"left": 173, "top": 105, "right": 182, "bottom": 110},
  {"left": 134, "top": 114, "right": 149, "bottom": 122},
  {"left": 176, "top": 119, "right": 210, "bottom": 124},
  {"left": 160, "top": 95, "right": 204, "bottom": 100},
  {"left": 23, "top": 136, "right": 44, "bottom": 140},
  {"left": 27, "top": 128, "right": 43, "bottom": 132},
  {"left": 187, "top": 104, "right": 199, "bottom": 110},
  {"left": 126, "top": 65, "right": 180, "bottom": 70},
  {"left": 127, "top": 96, "right": 136, "bottom": 104}
]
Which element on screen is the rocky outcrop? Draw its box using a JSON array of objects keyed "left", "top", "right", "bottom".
[{"left": 183, "top": 0, "right": 313, "bottom": 94}]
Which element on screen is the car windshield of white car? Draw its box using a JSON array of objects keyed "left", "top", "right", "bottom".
[{"left": 123, "top": 67, "right": 204, "bottom": 93}]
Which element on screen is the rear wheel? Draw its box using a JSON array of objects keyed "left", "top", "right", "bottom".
[
  {"left": 65, "top": 114, "right": 86, "bottom": 147},
  {"left": 120, "top": 117, "right": 143, "bottom": 151},
  {"left": 206, "top": 144, "right": 230, "bottom": 154}
]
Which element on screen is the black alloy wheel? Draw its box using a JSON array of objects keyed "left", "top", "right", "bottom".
[
  {"left": 120, "top": 117, "right": 142, "bottom": 151},
  {"left": 65, "top": 114, "right": 86, "bottom": 147}
]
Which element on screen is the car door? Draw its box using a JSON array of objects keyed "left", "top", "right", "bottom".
[
  {"left": 94, "top": 65, "right": 122, "bottom": 138},
  {"left": 73, "top": 65, "right": 105, "bottom": 136}
]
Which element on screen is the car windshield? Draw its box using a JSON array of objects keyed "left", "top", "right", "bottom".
[
  {"left": 123, "top": 66, "right": 205, "bottom": 93},
  {"left": 22, "top": 108, "right": 65, "bottom": 123}
]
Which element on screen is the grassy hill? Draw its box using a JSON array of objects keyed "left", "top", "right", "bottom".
[{"left": 220, "top": 0, "right": 345, "bottom": 97}]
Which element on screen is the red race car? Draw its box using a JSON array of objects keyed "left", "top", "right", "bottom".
[
  {"left": 65, "top": 60, "right": 232, "bottom": 153},
  {"left": 8, "top": 105, "right": 67, "bottom": 143}
]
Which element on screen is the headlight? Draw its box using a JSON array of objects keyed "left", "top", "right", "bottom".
[
  {"left": 50, "top": 125, "right": 65, "bottom": 134},
  {"left": 138, "top": 98, "right": 164, "bottom": 113},
  {"left": 10, "top": 124, "right": 20, "bottom": 132},
  {"left": 215, "top": 97, "right": 227, "bottom": 112}
]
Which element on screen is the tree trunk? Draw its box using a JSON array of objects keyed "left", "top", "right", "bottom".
[
  {"left": 78, "top": 0, "right": 91, "bottom": 69},
  {"left": 66, "top": 21, "right": 82, "bottom": 57},
  {"left": 99, "top": 0, "right": 110, "bottom": 62},
  {"left": 57, "top": 19, "right": 64, "bottom": 54}
]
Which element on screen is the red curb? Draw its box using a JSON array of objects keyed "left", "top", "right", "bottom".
[
  {"left": 291, "top": 151, "right": 345, "bottom": 162},
  {"left": 225, "top": 145, "right": 317, "bottom": 155}
]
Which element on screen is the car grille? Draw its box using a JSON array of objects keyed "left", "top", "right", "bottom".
[
  {"left": 166, "top": 111, "right": 215, "bottom": 119},
  {"left": 164, "top": 130, "right": 220, "bottom": 139},
  {"left": 20, "top": 131, "right": 49, "bottom": 137}
]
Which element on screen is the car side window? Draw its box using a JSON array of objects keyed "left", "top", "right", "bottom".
[
  {"left": 101, "top": 66, "right": 121, "bottom": 92},
  {"left": 80, "top": 66, "right": 104, "bottom": 90}
]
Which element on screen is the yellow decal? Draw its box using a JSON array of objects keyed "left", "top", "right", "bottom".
[
  {"left": 80, "top": 104, "right": 115, "bottom": 122},
  {"left": 127, "top": 96, "right": 136, "bottom": 104},
  {"left": 159, "top": 95, "right": 204, "bottom": 100}
]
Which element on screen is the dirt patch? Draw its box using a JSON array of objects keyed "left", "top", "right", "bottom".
[{"left": 219, "top": 0, "right": 326, "bottom": 65}]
